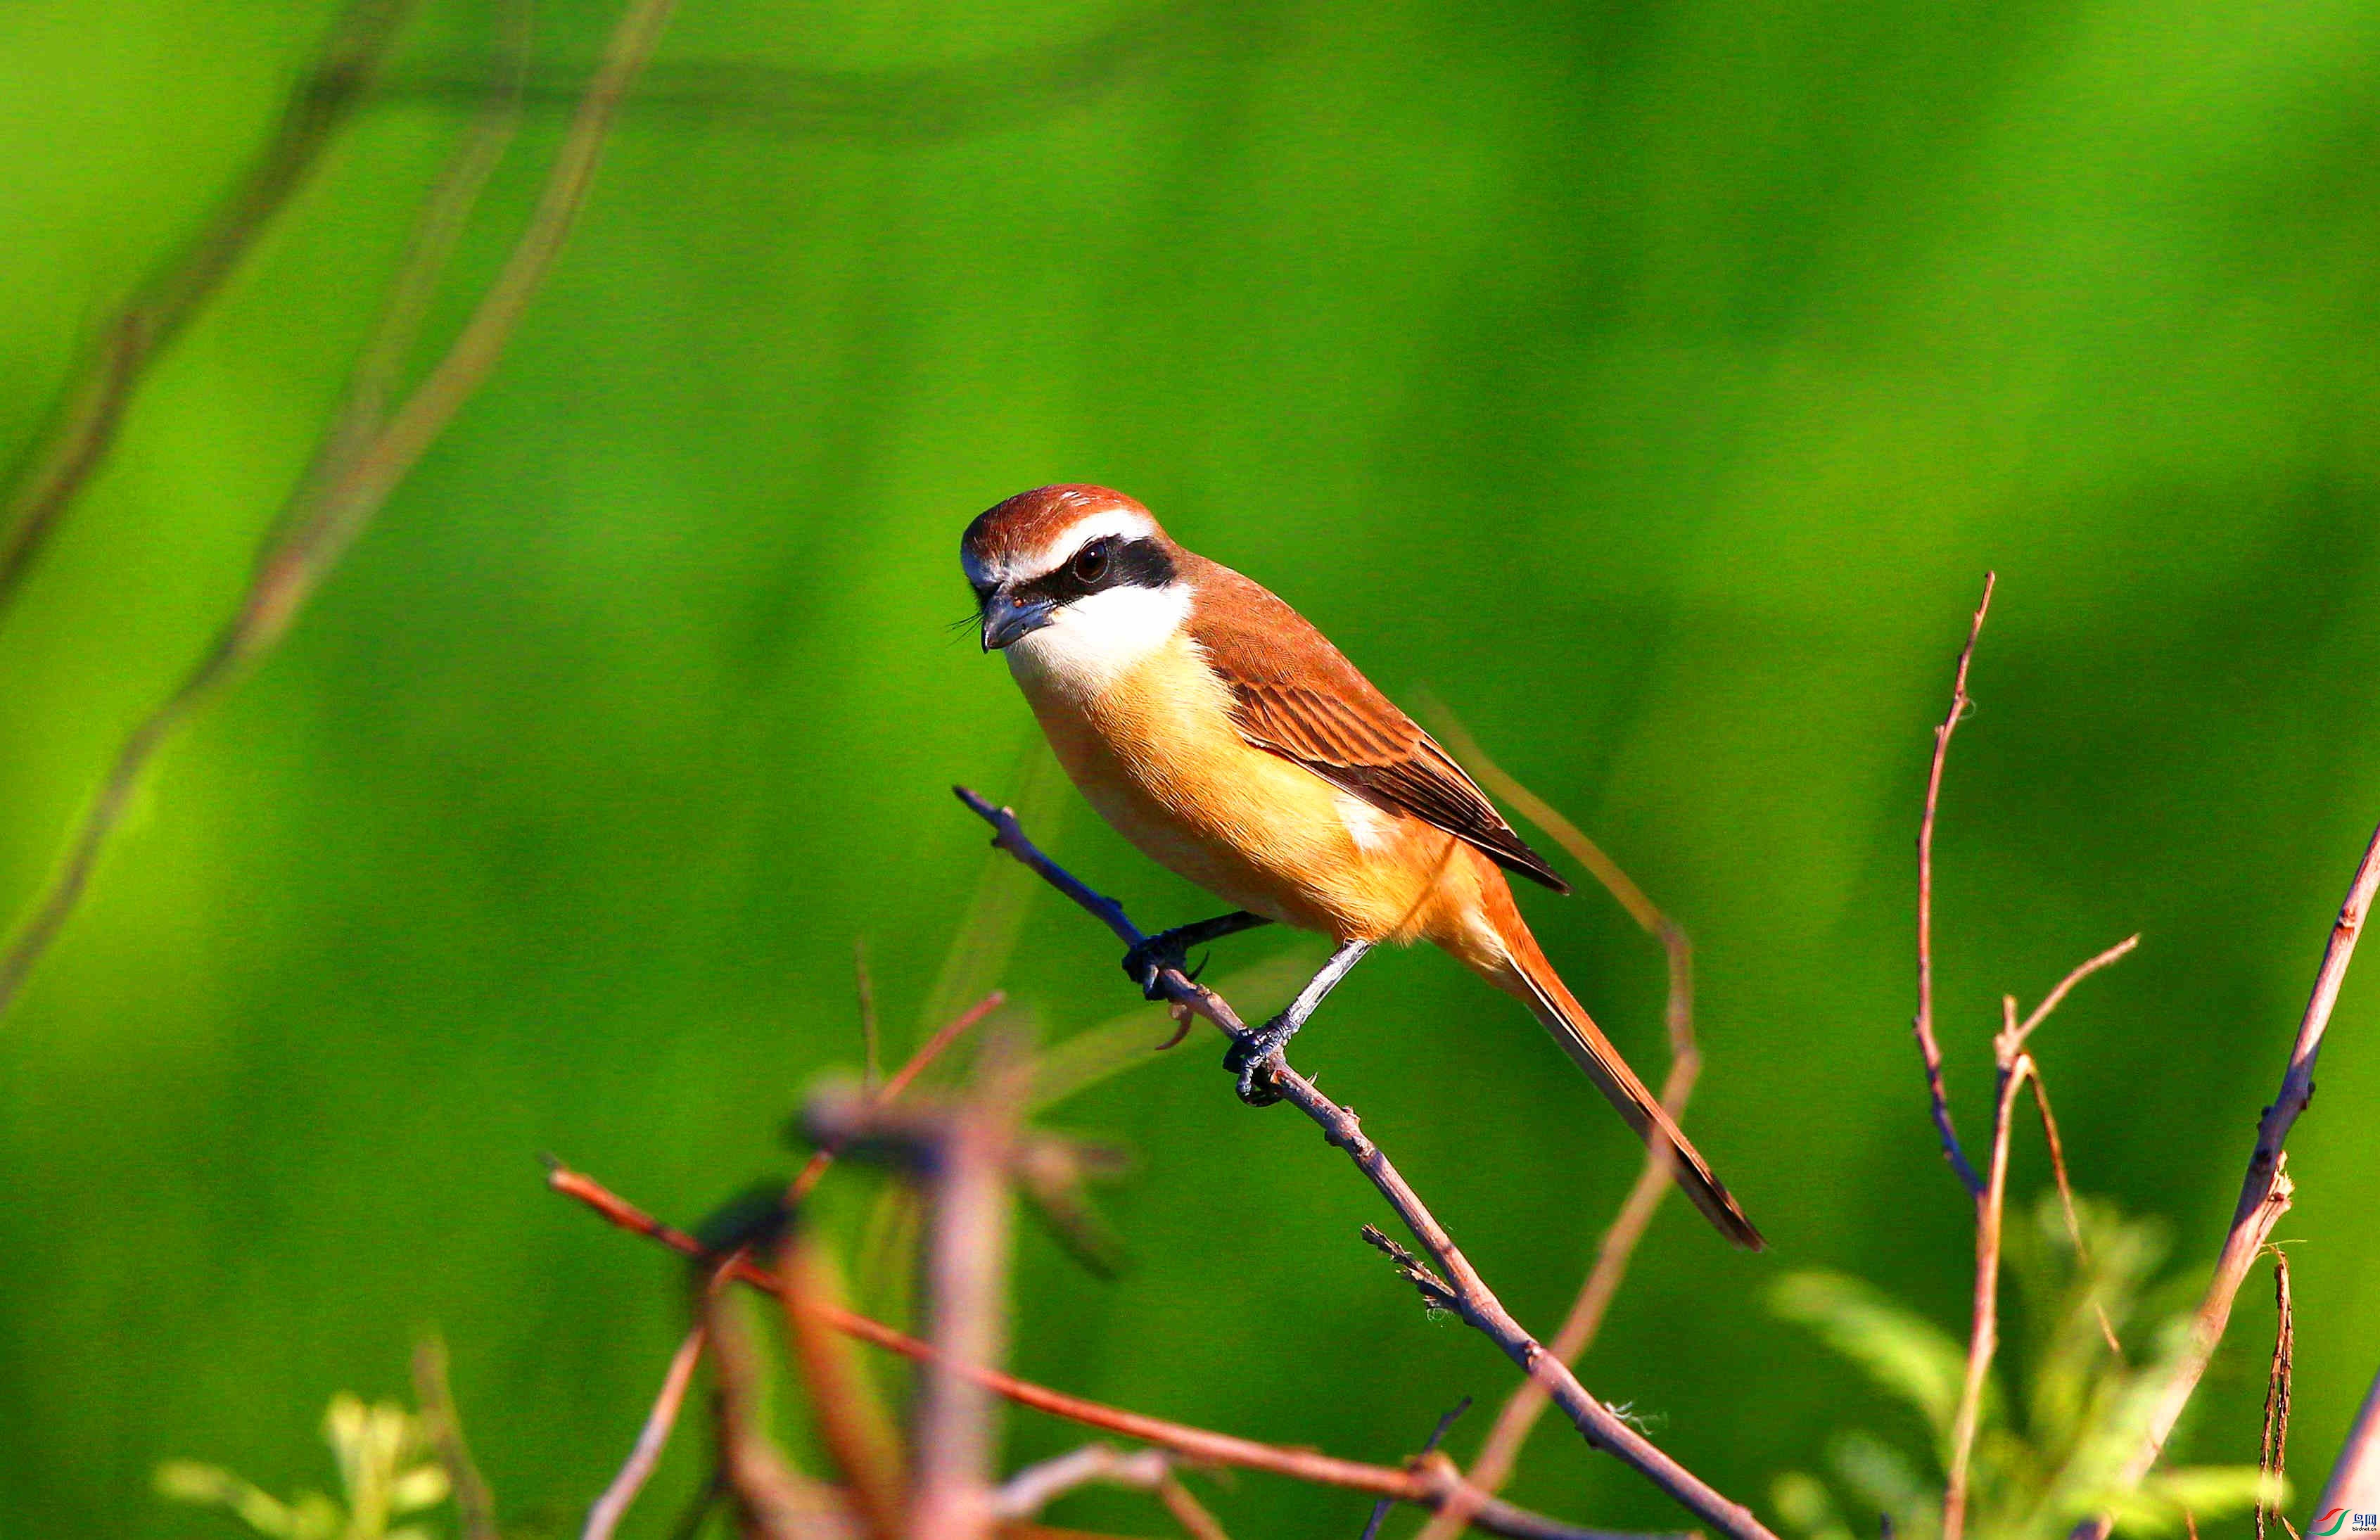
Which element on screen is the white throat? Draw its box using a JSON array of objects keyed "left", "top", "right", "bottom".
[{"left": 1004, "top": 581, "right": 1192, "bottom": 701}]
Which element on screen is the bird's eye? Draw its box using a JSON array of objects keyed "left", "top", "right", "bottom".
[{"left": 1071, "top": 542, "right": 1111, "bottom": 583}]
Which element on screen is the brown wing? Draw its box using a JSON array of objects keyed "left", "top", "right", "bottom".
[{"left": 1183, "top": 555, "right": 1569, "bottom": 893}]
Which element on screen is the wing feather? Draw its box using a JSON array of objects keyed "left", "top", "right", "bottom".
[{"left": 1183, "top": 557, "right": 1569, "bottom": 894}]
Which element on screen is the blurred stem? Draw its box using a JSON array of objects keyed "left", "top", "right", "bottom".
[
  {"left": 1406, "top": 704, "right": 1700, "bottom": 1540},
  {"left": 0, "top": 0, "right": 676, "bottom": 1022},
  {"left": 0, "top": 0, "right": 420, "bottom": 617}
]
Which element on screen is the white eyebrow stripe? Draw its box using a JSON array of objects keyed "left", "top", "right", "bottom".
[{"left": 974, "top": 509, "right": 1159, "bottom": 586}]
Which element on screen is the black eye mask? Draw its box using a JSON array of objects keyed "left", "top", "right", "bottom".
[{"left": 1003, "top": 535, "right": 1176, "bottom": 611}]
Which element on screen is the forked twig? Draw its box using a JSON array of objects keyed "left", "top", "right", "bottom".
[
  {"left": 951, "top": 786, "right": 1776, "bottom": 1540},
  {"left": 549, "top": 1162, "right": 1660, "bottom": 1540}
]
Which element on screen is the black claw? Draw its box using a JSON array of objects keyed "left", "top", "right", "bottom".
[
  {"left": 1188, "top": 951, "right": 1211, "bottom": 983},
  {"left": 1222, "top": 1019, "right": 1292, "bottom": 1107}
]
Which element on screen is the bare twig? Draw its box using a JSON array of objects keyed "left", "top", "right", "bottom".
[
  {"left": 2022, "top": 1071, "right": 2125, "bottom": 1361},
  {"left": 0, "top": 0, "right": 677, "bottom": 1022},
  {"left": 1405, "top": 715, "right": 1703, "bottom": 1540},
  {"left": 2258, "top": 1247, "right": 2294, "bottom": 1540},
  {"left": 950, "top": 786, "right": 1776, "bottom": 1540},
  {"left": 583, "top": 1323, "right": 710, "bottom": 1540},
  {"left": 548, "top": 1162, "right": 1663, "bottom": 1540},
  {"left": 0, "top": 0, "right": 420, "bottom": 614},
  {"left": 789, "top": 989, "right": 1006, "bottom": 1203},
  {"left": 2073, "top": 820, "right": 2380, "bottom": 1539},
  {"left": 2009, "top": 936, "right": 2139, "bottom": 1052},
  {"left": 1913, "top": 574, "right": 1996, "bottom": 1198},
  {"left": 411, "top": 1335, "right": 501, "bottom": 1540}
]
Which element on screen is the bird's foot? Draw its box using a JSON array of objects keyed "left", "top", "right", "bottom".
[
  {"left": 1121, "top": 928, "right": 1209, "bottom": 1001},
  {"left": 1223, "top": 1015, "right": 1297, "bottom": 1107}
]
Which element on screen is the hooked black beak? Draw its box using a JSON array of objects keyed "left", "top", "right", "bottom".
[{"left": 981, "top": 588, "right": 1057, "bottom": 651}]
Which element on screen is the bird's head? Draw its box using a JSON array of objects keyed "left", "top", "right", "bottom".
[{"left": 960, "top": 485, "right": 1190, "bottom": 692}]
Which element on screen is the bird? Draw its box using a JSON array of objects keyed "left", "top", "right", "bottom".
[{"left": 959, "top": 484, "right": 1762, "bottom": 1250}]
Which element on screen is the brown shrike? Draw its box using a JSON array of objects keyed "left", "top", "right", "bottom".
[{"left": 960, "top": 485, "right": 1762, "bottom": 1249}]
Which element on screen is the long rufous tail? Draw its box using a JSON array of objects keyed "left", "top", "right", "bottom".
[{"left": 1479, "top": 901, "right": 1766, "bottom": 1252}]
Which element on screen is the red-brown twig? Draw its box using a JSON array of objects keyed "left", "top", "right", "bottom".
[
  {"left": 1914, "top": 574, "right": 1995, "bottom": 1198},
  {"left": 950, "top": 786, "right": 1775, "bottom": 1540},
  {"left": 788, "top": 990, "right": 1006, "bottom": 1203},
  {"left": 2258, "top": 1247, "right": 2295, "bottom": 1540},
  {"left": 0, "top": 0, "right": 677, "bottom": 1022},
  {"left": 2073, "top": 820, "right": 2380, "bottom": 1539},
  {"left": 1406, "top": 713, "right": 1702, "bottom": 1540},
  {"left": 547, "top": 1162, "right": 1658, "bottom": 1540},
  {"left": 583, "top": 1321, "right": 710, "bottom": 1540}
]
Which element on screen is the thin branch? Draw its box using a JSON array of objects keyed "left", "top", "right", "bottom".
[
  {"left": 0, "top": 0, "right": 421, "bottom": 614},
  {"left": 0, "top": 0, "right": 676, "bottom": 1022},
  {"left": 950, "top": 787, "right": 1777, "bottom": 1540},
  {"left": 411, "top": 1335, "right": 501, "bottom": 1540},
  {"left": 583, "top": 1323, "right": 710, "bottom": 1540},
  {"left": 2074, "top": 820, "right": 2380, "bottom": 1539},
  {"left": 1405, "top": 714, "right": 1703, "bottom": 1540},
  {"left": 2023, "top": 1071, "right": 2124, "bottom": 1361},
  {"left": 2010, "top": 936, "right": 2139, "bottom": 1052},
  {"left": 788, "top": 989, "right": 1005, "bottom": 1203},
  {"left": 548, "top": 1162, "right": 1660, "bottom": 1540},
  {"left": 2258, "top": 1247, "right": 2294, "bottom": 1540},
  {"left": 1913, "top": 573, "right": 1996, "bottom": 1198}
]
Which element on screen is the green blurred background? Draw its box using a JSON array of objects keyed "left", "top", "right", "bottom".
[{"left": 4, "top": 0, "right": 2378, "bottom": 1534}]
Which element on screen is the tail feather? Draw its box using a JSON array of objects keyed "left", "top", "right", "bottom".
[{"left": 1497, "top": 923, "right": 1766, "bottom": 1252}]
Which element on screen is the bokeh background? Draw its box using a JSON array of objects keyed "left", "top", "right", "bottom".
[{"left": 4, "top": 0, "right": 2379, "bottom": 1535}]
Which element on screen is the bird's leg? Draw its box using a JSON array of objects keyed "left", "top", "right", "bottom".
[
  {"left": 1121, "top": 910, "right": 1271, "bottom": 1000},
  {"left": 1226, "top": 938, "right": 1373, "bottom": 1106}
]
